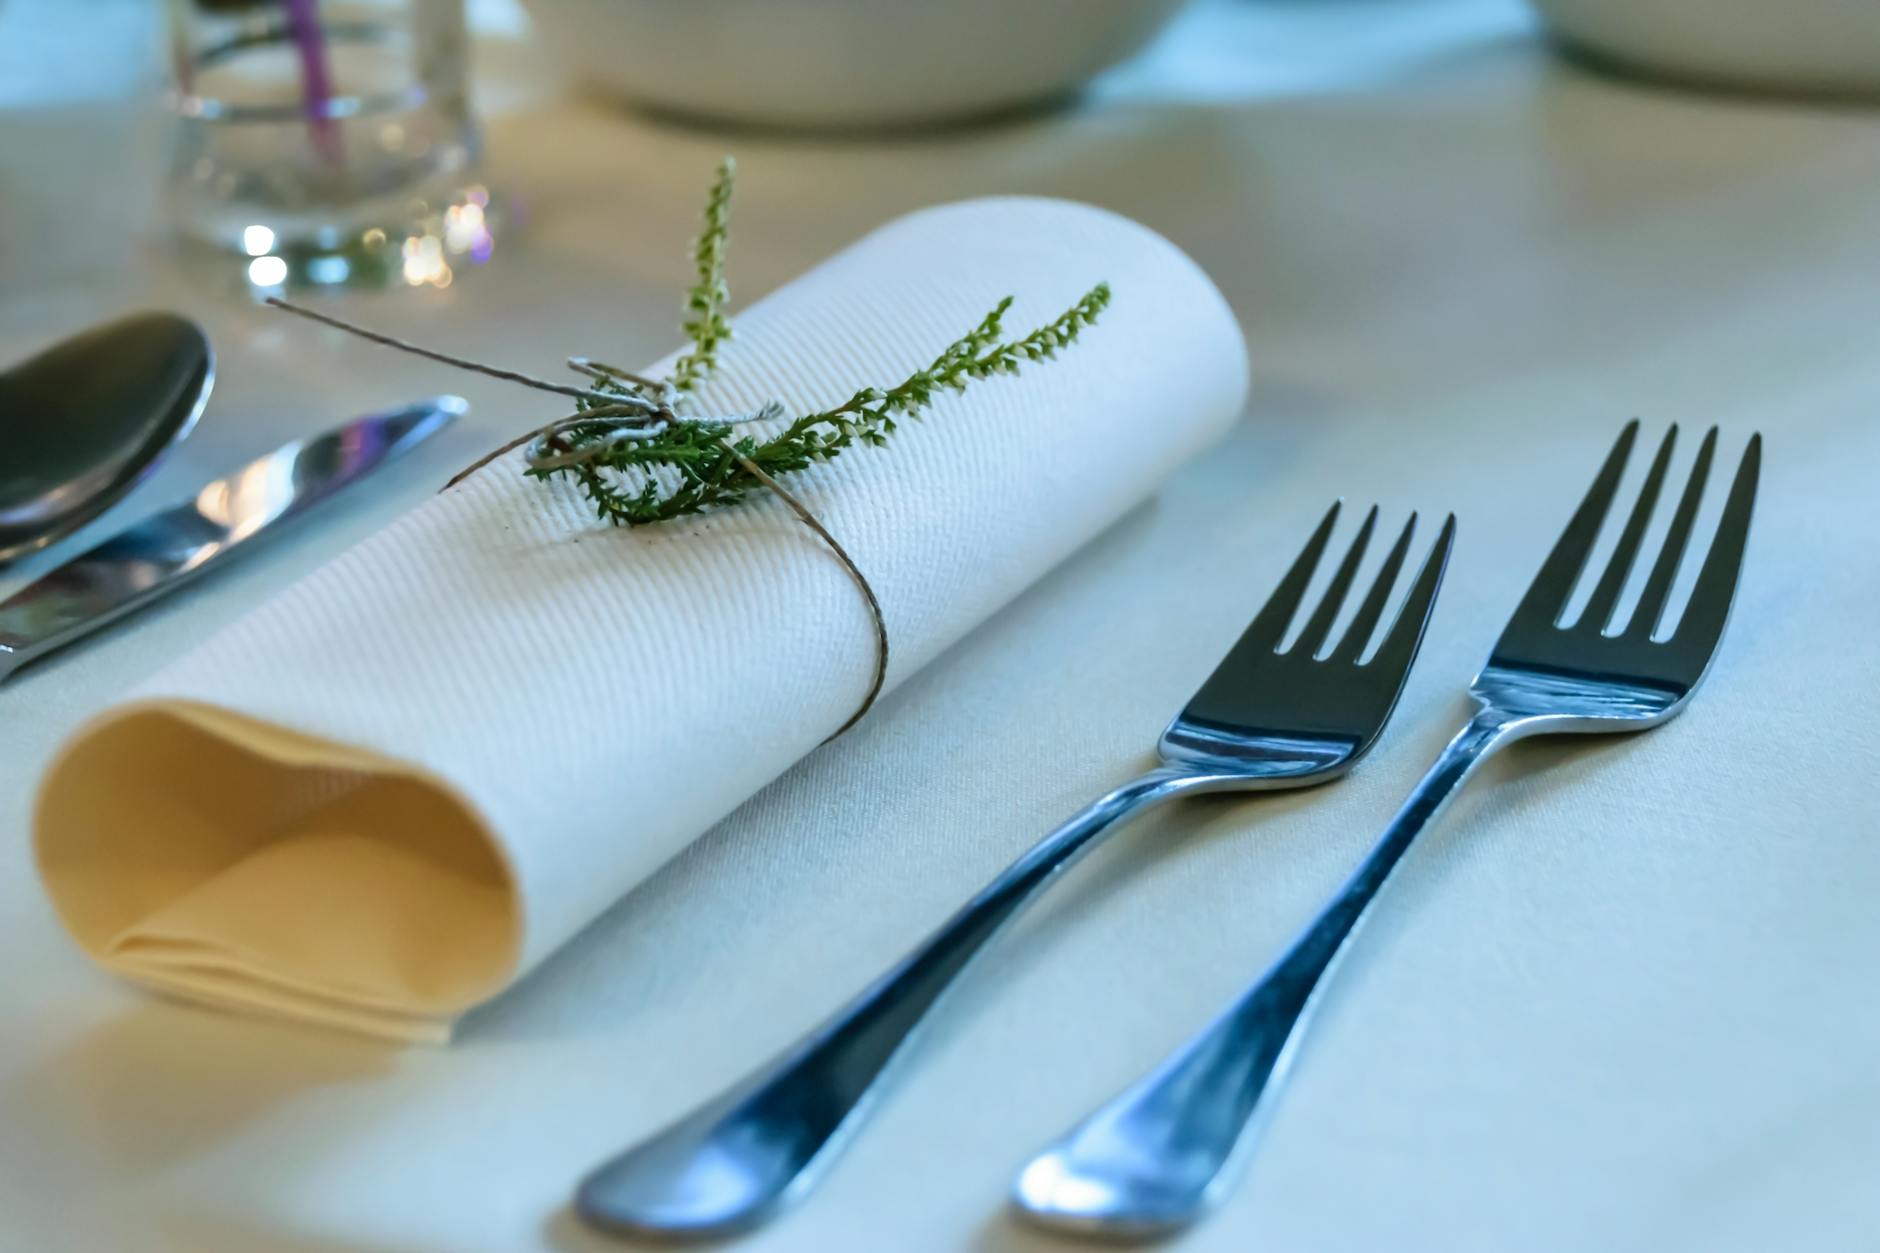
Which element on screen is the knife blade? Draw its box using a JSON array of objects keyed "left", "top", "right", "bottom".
[{"left": 0, "top": 394, "right": 464, "bottom": 683}]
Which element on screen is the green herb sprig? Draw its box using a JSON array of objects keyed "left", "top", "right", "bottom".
[
  {"left": 525, "top": 158, "right": 1110, "bottom": 526},
  {"left": 668, "top": 156, "right": 736, "bottom": 395}
]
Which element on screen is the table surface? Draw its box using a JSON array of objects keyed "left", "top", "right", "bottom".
[{"left": 4, "top": 1, "right": 1879, "bottom": 1250}]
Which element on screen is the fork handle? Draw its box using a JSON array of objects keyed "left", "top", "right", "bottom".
[
  {"left": 576, "top": 765, "right": 1219, "bottom": 1239},
  {"left": 1012, "top": 712, "right": 1520, "bottom": 1238}
]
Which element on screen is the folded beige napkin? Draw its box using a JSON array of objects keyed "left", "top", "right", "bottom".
[{"left": 34, "top": 196, "right": 1250, "bottom": 1042}]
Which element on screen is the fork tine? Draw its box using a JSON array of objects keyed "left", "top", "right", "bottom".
[
  {"left": 1292, "top": 506, "right": 1377, "bottom": 657},
  {"left": 1512, "top": 420, "right": 1639, "bottom": 627},
  {"left": 1330, "top": 512, "right": 1416, "bottom": 664},
  {"left": 1668, "top": 433, "right": 1761, "bottom": 652},
  {"left": 1366, "top": 513, "right": 1455, "bottom": 674},
  {"left": 1231, "top": 501, "right": 1342, "bottom": 655},
  {"left": 1579, "top": 425, "right": 1677, "bottom": 634},
  {"left": 1625, "top": 427, "right": 1717, "bottom": 640}
]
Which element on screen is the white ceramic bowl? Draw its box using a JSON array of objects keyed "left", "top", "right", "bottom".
[
  {"left": 1531, "top": 0, "right": 1880, "bottom": 97},
  {"left": 524, "top": 0, "right": 1190, "bottom": 130}
]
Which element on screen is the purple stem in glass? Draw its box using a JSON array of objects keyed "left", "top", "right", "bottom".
[{"left": 284, "top": 0, "right": 342, "bottom": 164}]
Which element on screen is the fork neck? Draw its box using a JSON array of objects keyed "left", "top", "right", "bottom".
[
  {"left": 1029, "top": 766, "right": 1230, "bottom": 867},
  {"left": 1378, "top": 707, "right": 1532, "bottom": 857},
  {"left": 1420, "top": 707, "right": 1516, "bottom": 791},
  {"left": 986, "top": 765, "right": 1226, "bottom": 894}
]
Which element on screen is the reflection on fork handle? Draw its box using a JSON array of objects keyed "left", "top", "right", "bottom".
[
  {"left": 1013, "top": 711, "right": 1524, "bottom": 1239},
  {"left": 577, "top": 765, "right": 1221, "bottom": 1239}
]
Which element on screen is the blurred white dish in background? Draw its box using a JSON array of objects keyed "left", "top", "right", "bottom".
[
  {"left": 1531, "top": 0, "right": 1880, "bottom": 97},
  {"left": 524, "top": 0, "right": 1190, "bottom": 129}
]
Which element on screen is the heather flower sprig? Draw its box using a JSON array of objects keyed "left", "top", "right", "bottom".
[{"left": 529, "top": 279, "right": 1112, "bottom": 527}]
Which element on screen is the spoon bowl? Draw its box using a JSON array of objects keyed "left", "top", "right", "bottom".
[{"left": 0, "top": 311, "right": 213, "bottom": 564}]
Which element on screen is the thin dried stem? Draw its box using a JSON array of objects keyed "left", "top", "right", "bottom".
[
  {"left": 566, "top": 356, "right": 668, "bottom": 394},
  {"left": 265, "top": 297, "right": 650, "bottom": 410},
  {"left": 718, "top": 439, "right": 887, "bottom": 740},
  {"left": 439, "top": 434, "right": 522, "bottom": 491}
]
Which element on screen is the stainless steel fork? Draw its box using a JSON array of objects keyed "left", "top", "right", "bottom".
[
  {"left": 575, "top": 502, "right": 1456, "bottom": 1239},
  {"left": 1013, "top": 421, "right": 1761, "bottom": 1237}
]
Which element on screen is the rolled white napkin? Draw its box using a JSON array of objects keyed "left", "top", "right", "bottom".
[{"left": 34, "top": 197, "right": 1249, "bottom": 1042}]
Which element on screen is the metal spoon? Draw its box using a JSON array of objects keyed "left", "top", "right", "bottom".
[{"left": 0, "top": 311, "right": 214, "bottom": 564}]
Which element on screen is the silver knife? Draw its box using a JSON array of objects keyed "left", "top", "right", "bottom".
[{"left": 0, "top": 395, "right": 464, "bottom": 684}]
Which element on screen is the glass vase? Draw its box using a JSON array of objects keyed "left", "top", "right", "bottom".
[{"left": 165, "top": 0, "right": 496, "bottom": 292}]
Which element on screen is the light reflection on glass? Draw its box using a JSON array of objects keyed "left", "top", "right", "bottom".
[
  {"left": 306, "top": 255, "right": 351, "bottom": 285},
  {"left": 443, "top": 201, "right": 483, "bottom": 252},
  {"left": 246, "top": 254, "right": 288, "bottom": 287},
  {"left": 442, "top": 184, "right": 495, "bottom": 265},
  {"left": 401, "top": 233, "right": 451, "bottom": 287},
  {"left": 230, "top": 185, "right": 498, "bottom": 295}
]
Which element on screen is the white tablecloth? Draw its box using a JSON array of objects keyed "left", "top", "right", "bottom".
[{"left": 3, "top": 1, "right": 1877, "bottom": 1250}]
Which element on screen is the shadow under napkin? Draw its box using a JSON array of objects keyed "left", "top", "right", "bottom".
[{"left": 2, "top": 1000, "right": 391, "bottom": 1178}]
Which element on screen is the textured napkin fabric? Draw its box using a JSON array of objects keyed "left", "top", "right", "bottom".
[{"left": 32, "top": 197, "right": 1249, "bottom": 1042}]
